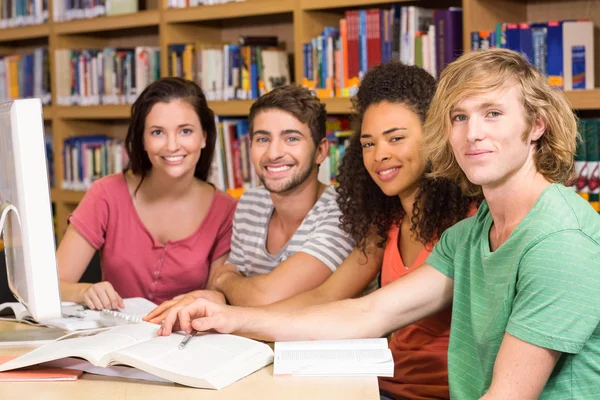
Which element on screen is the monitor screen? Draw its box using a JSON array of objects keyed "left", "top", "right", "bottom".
[{"left": 0, "top": 98, "right": 61, "bottom": 321}]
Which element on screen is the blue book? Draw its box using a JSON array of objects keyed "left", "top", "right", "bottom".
[
  {"left": 531, "top": 23, "right": 548, "bottom": 75},
  {"left": 519, "top": 23, "right": 533, "bottom": 63},
  {"left": 546, "top": 20, "right": 564, "bottom": 89}
]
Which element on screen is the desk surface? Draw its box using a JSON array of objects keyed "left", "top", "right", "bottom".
[{"left": 0, "top": 321, "right": 379, "bottom": 399}]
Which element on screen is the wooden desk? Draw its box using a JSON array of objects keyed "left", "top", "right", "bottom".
[{"left": 0, "top": 321, "right": 379, "bottom": 399}]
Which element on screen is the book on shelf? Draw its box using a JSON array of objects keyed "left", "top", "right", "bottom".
[
  {"left": 0, "top": 48, "right": 51, "bottom": 106},
  {"left": 0, "top": 323, "right": 274, "bottom": 390},
  {"left": 302, "top": 6, "right": 463, "bottom": 99},
  {"left": 55, "top": 47, "right": 160, "bottom": 106},
  {"left": 573, "top": 119, "right": 600, "bottom": 212},
  {"left": 167, "top": 0, "right": 246, "bottom": 9},
  {"left": 0, "top": 0, "right": 48, "bottom": 27},
  {"left": 273, "top": 338, "right": 394, "bottom": 377},
  {"left": 472, "top": 19, "right": 595, "bottom": 91},
  {"left": 61, "top": 135, "right": 127, "bottom": 191},
  {"left": 53, "top": 0, "right": 137, "bottom": 22},
  {"left": 0, "top": 297, "right": 157, "bottom": 332},
  {"left": 168, "top": 36, "right": 290, "bottom": 101}
]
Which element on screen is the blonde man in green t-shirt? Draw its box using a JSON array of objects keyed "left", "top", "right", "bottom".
[{"left": 158, "top": 49, "right": 600, "bottom": 399}]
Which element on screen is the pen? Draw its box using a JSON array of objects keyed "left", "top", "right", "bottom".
[{"left": 178, "top": 330, "right": 197, "bottom": 350}]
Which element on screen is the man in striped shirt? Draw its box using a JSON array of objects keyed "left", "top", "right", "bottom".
[
  {"left": 159, "top": 50, "right": 600, "bottom": 399},
  {"left": 146, "top": 85, "right": 355, "bottom": 318},
  {"left": 207, "top": 86, "right": 355, "bottom": 307}
]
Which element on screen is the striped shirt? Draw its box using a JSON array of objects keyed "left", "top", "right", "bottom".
[
  {"left": 427, "top": 183, "right": 600, "bottom": 399},
  {"left": 227, "top": 185, "right": 354, "bottom": 276}
]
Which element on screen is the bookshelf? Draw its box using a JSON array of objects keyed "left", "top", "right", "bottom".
[{"left": 0, "top": 0, "right": 596, "bottom": 241}]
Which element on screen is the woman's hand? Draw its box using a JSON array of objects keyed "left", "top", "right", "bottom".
[{"left": 80, "top": 281, "right": 124, "bottom": 310}]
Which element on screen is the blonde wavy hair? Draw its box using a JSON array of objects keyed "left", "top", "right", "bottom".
[{"left": 423, "top": 48, "right": 579, "bottom": 196}]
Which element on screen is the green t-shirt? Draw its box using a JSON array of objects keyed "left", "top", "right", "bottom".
[{"left": 427, "top": 184, "right": 600, "bottom": 399}]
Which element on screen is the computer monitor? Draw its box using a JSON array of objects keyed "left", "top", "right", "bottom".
[{"left": 0, "top": 98, "right": 61, "bottom": 321}]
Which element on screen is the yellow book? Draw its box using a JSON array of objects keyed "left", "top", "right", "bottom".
[
  {"left": 9, "top": 55, "right": 21, "bottom": 99},
  {"left": 182, "top": 44, "right": 195, "bottom": 81}
]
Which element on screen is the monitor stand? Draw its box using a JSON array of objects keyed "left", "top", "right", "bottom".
[{"left": 0, "top": 201, "right": 26, "bottom": 308}]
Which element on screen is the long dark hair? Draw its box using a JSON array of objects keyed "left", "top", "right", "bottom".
[
  {"left": 337, "top": 62, "right": 476, "bottom": 250},
  {"left": 125, "top": 77, "right": 217, "bottom": 188}
]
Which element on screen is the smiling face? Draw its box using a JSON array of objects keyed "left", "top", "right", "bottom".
[
  {"left": 359, "top": 102, "right": 427, "bottom": 199},
  {"left": 448, "top": 85, "right": 545, "bottom": 191},
  {"left": 250, "top": 109, "right": 327, "bottom": 194},
  {"left": 143, "top": 100, "right": 206, "bottom": 180}
]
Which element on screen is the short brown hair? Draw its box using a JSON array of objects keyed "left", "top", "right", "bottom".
[
  {"left": 423, "top": 48, "right": 579, "bottom": 196},
  {"left": 248, "top": 85, "right": 327, "bottom": 145}
]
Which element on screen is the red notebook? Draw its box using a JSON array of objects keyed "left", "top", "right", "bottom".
[{"left": 0, "top": 356, "right": 83, "bottom": 382}]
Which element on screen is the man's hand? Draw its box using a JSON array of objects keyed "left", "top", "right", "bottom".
[
  {"left": 143, "top": 290, "right": 226, "bottom": 324},
  {"left": 157, "top": 298, "right": 246, "bottom": 336},
  {"left": 81, "top": 281, "right": 124, "bottom": 310}
]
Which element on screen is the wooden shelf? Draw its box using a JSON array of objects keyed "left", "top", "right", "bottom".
[
  {"left": 209, "top": 100, "right": 254, "bottom": 116},
  {"left": 564, "top": 89, "right": 600, "bottom": 111},
  {"left": 301, "top": 0, "right": 408, "bottom": 11},
  {"left": 55, "top": 105, "right": 132, "bottom": 119},
  {"left": 54, "top": 10, "right": 160, "bottom": 35},
  {"left": 59, "top": 190, "right": 86, "bottom": 204},
  {"left": 42, "top": 106, "right": 54, "bottom": 120},
  {"left": 164, "top": 0, "right": 294, "bottom": 23},
  {"left": 317, "top": 91, "right": 600, "bottom": 114},
  {"left": 322, "top": 97, "right": 354, "bottom": 114},
  {"left": 0, "top": 23, "right": 50, "bottom": 42},
  {"left": 53, "top": 101, "right": 256, "bottom": 119}
]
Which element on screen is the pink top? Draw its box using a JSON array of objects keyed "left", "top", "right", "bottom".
[{"left": 68, "top": 173, "right": 237, "bottom": 304}]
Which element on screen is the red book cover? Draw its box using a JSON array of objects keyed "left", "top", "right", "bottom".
[
  {"left": 345, "top": 10, "right": 360, "bottom": 82},
  {"left": 228, "top": 124, "right": 243, "bottom": 189},
  {"left": 366, "top": 9, "right": 381, "bottom": 69}
]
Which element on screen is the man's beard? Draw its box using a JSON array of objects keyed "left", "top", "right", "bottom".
[{"left": 260, "top": 162, "right": 316, "bottom": 194}]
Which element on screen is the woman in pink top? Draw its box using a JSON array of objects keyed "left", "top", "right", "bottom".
[{"left": 57, "top": 78, "right": 237, "bottom": 309}]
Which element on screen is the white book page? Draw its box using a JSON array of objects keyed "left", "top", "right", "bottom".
[
  {"left": 0, "top": 324, "right": 159, "bottom": 371},
  {"left": 273, "top": 338, "right": 393, "bottom": 377},
  {"left": 42, "top": 358, "right": 171, "bottom": 383},
  {"left": 119, "top": 297, "right": 158, "bottom": 316},
  {"left": 112, "top": 332, "right": 273, "bottom": 388},
  {"left": 275, "top": 338, "right": 388, "bottom": 351},
  {"left": 276, "top": 348, "right": 392, "bottom": 364}
]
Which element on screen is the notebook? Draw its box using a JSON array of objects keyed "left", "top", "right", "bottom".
[
  {"left": 0, "top": 298, "right": 157, "bottom": 331},
  {"left": 273, "top": 338, "right": 394, "bottom": 377},
  {"left": 0, "top": 356, "right": 83, "bottom": 382},
  {"left": 0, "top": 323, "right": 274, "bottom": 390}
]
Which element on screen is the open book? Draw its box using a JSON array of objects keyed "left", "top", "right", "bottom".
[
  {"left": 0, "top": 323, "right": 274, "bottom": 390},
  {"left": 0, "top": 297, "right": 157, "bottom": 331},
  {"left": 274, "top": 338, "right": 394, "bottom": 377}
]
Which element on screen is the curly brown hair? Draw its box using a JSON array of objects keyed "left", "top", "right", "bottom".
[{"left": 337, "top": 62, "right": 476, "bottom": 250}]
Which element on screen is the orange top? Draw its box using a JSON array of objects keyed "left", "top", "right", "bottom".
[{"left": 378, "top": 224, "right": 451, "bottom": 400}]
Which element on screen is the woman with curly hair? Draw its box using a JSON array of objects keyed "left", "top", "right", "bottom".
[
  {"left": 261, "top": 62, "right": 477, "bottom": 399},
  {"left": 339, "top": 63, "right": 476, "bottom": 400}
]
